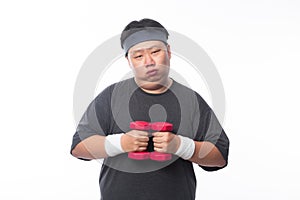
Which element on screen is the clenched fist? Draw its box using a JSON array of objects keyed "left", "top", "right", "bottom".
[
  {"left": 152, "top": 132, "right": 180, "bottom": 154},
  {"left": 121, "top": 130, "right": 149, "bottom": 152}
]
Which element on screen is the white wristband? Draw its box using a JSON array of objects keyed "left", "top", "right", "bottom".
[
  {"left": 105, "top": 134, "right": 125, "bottom": 157},
  {"left": 175, "top": 135, "right": 195, "bottom": 160}
]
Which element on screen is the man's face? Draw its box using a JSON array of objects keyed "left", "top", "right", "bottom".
[{"left": 127, "top": 40, "right": 171, "bottom": 84}]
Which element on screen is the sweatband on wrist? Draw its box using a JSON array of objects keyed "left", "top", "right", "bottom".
[
  {"left": 175, "top": 135, "right": 195, "bottom": 160},
  {"left": 105, "top": 134, "right": 125, "bottom": 157}
]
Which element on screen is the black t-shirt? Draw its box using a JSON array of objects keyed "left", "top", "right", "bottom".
[{"left": 71, "top": 78, "right": 229, "bottom": 200}]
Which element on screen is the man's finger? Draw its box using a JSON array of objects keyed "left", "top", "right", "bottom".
[
  {"left": 127, "top": 130, "right": 149, "bottom": 138},
  {"left": 138, "top": 137, "right": 149, "bottom": 142},
  {"left": 152, "top": 131, "right": 163, "bottom": 137}
]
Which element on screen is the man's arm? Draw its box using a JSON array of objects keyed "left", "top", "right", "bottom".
[
  {"left": 189, "top": 141, "right": 226, "bottom": 167},
  {"left": 152, "top": 132, "right": 227, "bottom": 167},
  {"left": 71, "top": 130, "right": 149, "bottom": 160},
  {"left": 71, "top": 135, "right": 107, "bottom": 160}
]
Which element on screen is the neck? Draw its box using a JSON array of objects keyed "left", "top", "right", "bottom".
[{"left": 135, "top": 78, "right": 173, "bottom": 94}]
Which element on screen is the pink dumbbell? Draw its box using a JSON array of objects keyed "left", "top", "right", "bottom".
[
  {"left": 150, "top": 122, "right": 173, "bottom": 161},
  {"left": 128, "top": 121, "right": 151, "bottom": 160}
]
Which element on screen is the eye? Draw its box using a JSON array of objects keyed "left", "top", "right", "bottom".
[
  {"left": 152, "top": 49, "right": 161, "bottom": 54},
  {"left": 134, "top": 55, "right": 143, "bottom": 59}
]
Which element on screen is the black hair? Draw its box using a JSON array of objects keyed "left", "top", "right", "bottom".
[{"left": 120, "top": 18, "right": 169, "bottom": 49}]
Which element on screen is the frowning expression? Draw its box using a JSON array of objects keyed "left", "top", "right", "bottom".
[{"left": 127, "top": 40, "right": 171, "bottom": 83}]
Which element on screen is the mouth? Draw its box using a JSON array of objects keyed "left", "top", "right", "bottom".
[{"left": 146, "top": 69, "right": 158, "bottom": 76}]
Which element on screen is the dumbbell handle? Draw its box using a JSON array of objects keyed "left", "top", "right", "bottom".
[{"left": 128, "top": 121, "right": 173, "bottom": 161}]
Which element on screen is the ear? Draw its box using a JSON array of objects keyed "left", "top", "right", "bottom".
[
  {"left": 126, "top": 56, "right": 133, "bottom": 69},
  {"left": 167, "top": 45, "right": 171, "bottom": 59}
]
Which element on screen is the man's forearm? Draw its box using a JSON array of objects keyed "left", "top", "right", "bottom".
[
  {"left": 71, "top": 134, "right": 226, "bottom": 167},
  {"left": 189, "top": 141, "right": 226, "bottom": 167},
  {"left": 71, "top": 135, "right": 108, "bottom": 160}
]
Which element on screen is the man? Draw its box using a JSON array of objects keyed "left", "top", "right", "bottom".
[{"left": 71, "top": 18, "right": 229, "bottom": 200}]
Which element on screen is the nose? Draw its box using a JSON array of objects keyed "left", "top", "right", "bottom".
[{"left": 144, "top": 53, "right": 155, "bottom": 67}]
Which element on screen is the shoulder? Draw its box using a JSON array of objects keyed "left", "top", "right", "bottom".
[
  {"left": 94, "top": 78, "right": 134, "bottom": 102},
  {"left": 171, "top": 79, "right": 211, "bottom": 111}
]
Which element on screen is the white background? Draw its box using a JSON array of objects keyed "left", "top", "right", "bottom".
[{"left": 1, "top": 0, "right": 300, "bottom": 199}]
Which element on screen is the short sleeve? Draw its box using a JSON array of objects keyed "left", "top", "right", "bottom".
[
  {"left": 70, "top": 85, "right": 113, "bottom": 154},
  {"left": 194, "top": 94, "right": 230, "bottom": 171}
]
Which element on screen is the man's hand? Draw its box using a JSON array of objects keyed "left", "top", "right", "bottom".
[
  {"left": 152, "top": 132, "right": 180, "bottom": 154},
  {"left": 121, "top": 130, "right": 149, "bottom": 152}
]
